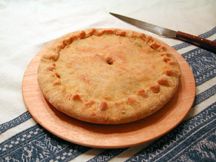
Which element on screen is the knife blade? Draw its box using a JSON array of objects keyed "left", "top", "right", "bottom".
[{"left": 110, "top": 12, "right": 216, "bottom": 53}]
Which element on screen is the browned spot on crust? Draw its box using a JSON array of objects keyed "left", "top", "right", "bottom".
[
  {"left": 116, "top": 30, "right": 126, "bottom": 36},
  {"left": 150, "top": 42, "right": 160, "bottom": 49},
  {"left": 163, "top": 57, "right": 171, "bottom": 63},
  {"left": 165, "top": 70, "right": 179, "bottom": 77},
  {"left": 55, "top": 41, "right": 66, "bottom": 53},
  {"left": 158, "top": 78, "right": 170, "bottom": 86},
  {"left": 69, "top": 37, "right": 75, "bottom": 43},
  {"left": 169, "top": 61, "right": 177, "bottom": 66},
  {"left": 104, "top": 29, "right": 114, "bottom": 34},
  {"left": 86, "top": 29, "right": 96, "bottom": 37},
  {"left": 63, "top": 37, "right": 73, "bottom": 47},
  {"left": 53, "top": 80, "right": 61, "bottom": 85},
  {"left": 160, "top": 53, "right": 171, "bottom": 57},
  {"left": 56, "top": 42, "right": 65, "bottom": 49},
  {"left": 137, "top": 89, "right": 147, "bottom": 97},
  {"left": 139, "top": 33, "right": 147, "bottom": 41},
  {"left": 95, "top": 30, "right": 104, "bottom": 36},
  {"left": 150, "top": 84, "right": 160, "bottom": 93},
  {"left": 106, "top": 57, "right": 114, "bottom": 65},
  {"left": 131, "top": 32, "right": 140, "bottom": 38},
  {"left": 73, "top": 94, "right": 81, "bottom": 101},
  {"left": 55, "top": 73, "right": 61, "bottom": 78},
  {"left": 44, "top": 53, "right": 58, "bottom": 61},
  {"left": 85, "top": 100, "right": 95, "bottom": 107},
  {"left": 146, "top": 36, "right": 154, "bottom": 43},
  {"left": 79, "top": 31, "right": 86, "bottom": 39},
  {"left": 158, "top": 46, "right": 167, "bottom": 52},
  {"left": 121, "top": 110, "right": 126, "bottom": 114},
  {"left": 166, "top": 53, "right": 172, "bottom": 57},
  {"left": 100, "top": 102, "right": 108, "bottom": 111},
  {"left": 127, "top": 97, "right": 136, "bottom": 105}
]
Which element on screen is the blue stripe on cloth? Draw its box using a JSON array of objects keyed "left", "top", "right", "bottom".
[
  {"left": 0, "top": 112, "right": 31, "bottom": 134},
  {"left": 0, "top": 27, "right": 215, "bottom": 135},
  {"left": 126, "top": 101, "right": 216, "bottom": 162},
  {"left": 194, "top": 84, "right": 216, "bottom": 106},
  {"left": 172, "top": 126, "right": 216, "bottom": 162},
  {"left": 0, "top": 125, "right": 89, "bottom": 161},
  {"left": 182, "top": 48, "right": 216, "bottom": 86},
  {"left": 173, "top": 26, "right": 216, "bottom": 50},
  {"left": 87, "top": 149, "right": 126, "bottom": 162},
  {"left": 160, "top": 122, "right": 216, "bottom": 162}
]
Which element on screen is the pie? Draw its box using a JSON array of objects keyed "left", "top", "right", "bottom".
[{"left": 37, "top": 28, "right": 181, "bottom": 124}]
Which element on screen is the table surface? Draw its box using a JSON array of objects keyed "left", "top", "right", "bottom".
[{"left": 0, "top": 0, "right": 216, "bottom": 161}]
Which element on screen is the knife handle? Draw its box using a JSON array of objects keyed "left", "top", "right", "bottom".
[{"left": 176, "top": 31, "right": 216, "bottom": 53}]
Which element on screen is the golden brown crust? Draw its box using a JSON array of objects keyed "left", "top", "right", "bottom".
[{"left": 38, "top": 28, "right": 181, "bottom": 124}]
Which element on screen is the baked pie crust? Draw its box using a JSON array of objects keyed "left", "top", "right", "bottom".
[{"left": 38, "top": 28, "right": 181, "bottom": 124}]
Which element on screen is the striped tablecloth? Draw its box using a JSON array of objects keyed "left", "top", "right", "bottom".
[{"left": 0, "top": 1, "right": 216, "bottom": 161}]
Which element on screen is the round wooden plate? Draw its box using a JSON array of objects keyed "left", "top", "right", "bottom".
[{"left": 22, "top": 47, "right": 195, "bottom": 148}]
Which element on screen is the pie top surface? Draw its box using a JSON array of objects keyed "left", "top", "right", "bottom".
[{"left": 38, "top": 28, "right": 181, "bottom": 124}]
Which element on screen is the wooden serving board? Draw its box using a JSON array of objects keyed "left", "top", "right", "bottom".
[{"left": 22, "top": 48, "right": 195, "bottom": 148}]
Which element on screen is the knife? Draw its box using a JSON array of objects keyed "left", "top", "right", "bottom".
[{"left": 110, "top": 12, "right": 216, "bottom": 53}]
